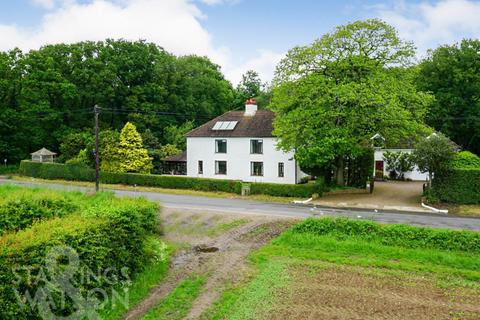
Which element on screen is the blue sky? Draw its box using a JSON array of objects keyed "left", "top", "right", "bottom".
[{"left": 1, "top": 0, "right": 479, "bottom": 83}]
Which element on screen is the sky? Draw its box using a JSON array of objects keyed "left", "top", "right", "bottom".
[{"left": 1, "top": 0, "right": 480, "bottom": 84}]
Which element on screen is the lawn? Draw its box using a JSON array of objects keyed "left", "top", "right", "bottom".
[{"left": 202, "top": 218, "right": 480, "bottom": 319}]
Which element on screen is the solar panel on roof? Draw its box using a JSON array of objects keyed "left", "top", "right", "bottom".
[{"left": 212, "top": 121, "right": 238, "bottom": 131}]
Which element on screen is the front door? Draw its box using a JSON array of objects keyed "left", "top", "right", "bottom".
[{"left": 375, "top": 161, "right": 384, "bottom": 179}]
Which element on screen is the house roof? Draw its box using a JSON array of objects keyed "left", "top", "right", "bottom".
[
  {"left": 30, "top": 147, "right": 57, "bottom": 156},
  {"left": 186, "top": 110, "right": 275, "bottom": 138},
  {"left": 163, "top": 151, "right": 187, "bottom": 162}
]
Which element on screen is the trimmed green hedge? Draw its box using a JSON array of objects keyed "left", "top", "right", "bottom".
[
  {"left": 293, "top": 218, "right": 480, "bottom": 253},
  {"left": 0, "top": 186, "right": 79, "bottom": 234},
  {"left": 451, "top": 151, "right": 480, "bottom": 169},
  {"left": 19, "top": 160, "right": 322, "bottom": 198},
  {"left": 19, "top": 160, "right": 95, "bottom": 181},
  {"left": 0, "top": 193, "right": 159, "bottom": 319},
  {"left": 249, "top": 180, "right": 324, "bottom": 198},
  {"left": 430, "top": 169, "right": 480, "bottom": 204},
  {"left": 101, "top": 171, "right": 242, "bottom": 194}
]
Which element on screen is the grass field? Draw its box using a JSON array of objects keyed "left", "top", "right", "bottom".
[{"left": 201, "top": 218, "right": 480, "bottom": 319}]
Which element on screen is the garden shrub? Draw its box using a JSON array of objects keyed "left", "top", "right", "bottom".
[
  {"left": 450, "top": 151, "right": 480, "bottom": 169},
  {"left": 0, "top": 192, "right": 159, "bottom": 319},
  {"left": 292, "top": 218, "right": 480, "bottom": 253},
  {"left": 430, "top": 169, "right": 480, "bottom": 204}
]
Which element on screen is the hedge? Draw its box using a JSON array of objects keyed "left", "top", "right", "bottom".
[
  {"left": 0, "top": 186, "right": 79, "bottom": 234},
  {"left": 19, "top": 160, "right": 322, "bottom": 198},
  {"left": 430, "top": 169, "right": 480, "bottom": 204},
  {"left": 249, "top": 179, "right": 325, "bottom": 198},
  {"left": 293, "top": 218, "right": 480, "bottom": 253},
  {"left": 451, "top": 151, "right": 480, "bottom": 169},
  {"left": 19, "top": 160, "right": 95, "bottom": 181},
  {"left": 0, "top": 193, "right": 159, "bottom": 319}
]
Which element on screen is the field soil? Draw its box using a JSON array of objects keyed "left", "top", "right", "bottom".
[{"left": 270, "top": 264, "right": 480, "bottom": 320}]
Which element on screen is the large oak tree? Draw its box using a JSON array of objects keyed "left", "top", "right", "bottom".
[{"left": 270, "top": 19, "right": 433, "bottom": 185}]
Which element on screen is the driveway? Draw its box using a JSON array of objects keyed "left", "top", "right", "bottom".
[
  {"left": 0, "top": 179, "right": 479, "bottom": 231},
  {"left": 314, "top": 181, "right": 428, "bottom": 213}
]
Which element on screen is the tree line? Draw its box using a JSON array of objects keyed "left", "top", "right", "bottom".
[{"left": 0, "top": 39, "right": 269, "bottom": 168}]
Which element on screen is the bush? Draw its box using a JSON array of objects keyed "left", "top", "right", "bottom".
[
  {"left": 19, "top": 161, "right": 325, "bottom": 198},
  {"left": 0, "top": 165, "right": 19, "bottom": 175},
  {"left": 292, "top": 218, "right": 480, "bottom": 253},
  {"left": 0, "top": 187, "right": 79, "bottom": 234},
  {"left": 249, "top": 179, "right": 325, "bottom": 198},
  {"left": 451, "top": 151, "right": 480, "bottom": 169},
  {"left": 430, "top": 169, "right": 480, "bottom": 204},
  {"left": 0, "top": 192, "right": 159, "bottom": 319},
  {"left": 19, "top": 160, "right": 95, "bottom": 181}
]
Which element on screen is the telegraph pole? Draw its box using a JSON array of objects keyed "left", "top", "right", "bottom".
[{"left": 94, "top": 105, "right": 101, "bottom": 192}]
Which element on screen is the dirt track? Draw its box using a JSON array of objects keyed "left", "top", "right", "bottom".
[{"left": 124, "top": 209, "right": 295, "bottom": 320}]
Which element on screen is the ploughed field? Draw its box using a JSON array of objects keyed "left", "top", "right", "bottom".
[{"left": 1, "top": 185, "right": 479, "bottom": 319}]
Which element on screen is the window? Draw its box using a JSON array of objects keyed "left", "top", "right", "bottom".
[
  {"left": 215, "top": 161, "right": 227, "bottom": 175},
  {"left": 198, "top": 161, "right": 203, "bottom": 174},
  {"left": 250, "top": 139, "right": 263, "bottom": 154},
  {"left": 278, "top": 162, "right": 284, "bottom": 177},
  {"left": 215, "top": 139, "right": 227, "bottom": 153},
  {"left": 251, "top": 162, "right": 263, "bottom": 176}
]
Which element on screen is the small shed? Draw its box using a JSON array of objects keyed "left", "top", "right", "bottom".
[{"left": 31, "top": 148, "right": 57, "bottom": 163}]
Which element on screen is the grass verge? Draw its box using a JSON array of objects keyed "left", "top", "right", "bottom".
[
  {"left": 99, "top": 240, "right": 174, "bottom": 320},
  {"left": 141, "top": 275, "right": 205, "bottom": 320}
]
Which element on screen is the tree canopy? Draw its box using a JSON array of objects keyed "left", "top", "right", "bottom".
[
  {"left": 417, "top": 39, "right": 480, "bottom": 155},
  {"left": 0, "top": 40, "right": 236, "bottom": 163},
  {"left": 270, "top": 19, "right": 432, "bottom": 185}
]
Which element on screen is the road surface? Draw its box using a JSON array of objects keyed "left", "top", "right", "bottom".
[{"left": 1, "top": 178, "right": 479, "bottom": 231}]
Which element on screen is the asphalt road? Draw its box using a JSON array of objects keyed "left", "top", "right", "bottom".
[{"left": 1, "top": 178, "right": 480, "bottom": 231}]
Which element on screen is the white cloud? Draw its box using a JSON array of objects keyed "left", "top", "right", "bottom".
[
  {"left": 199, "top": 0, "right": 238, "bottom": 6},
  {"left": 374, "top": 0, "right": 480, "bottom": 57},
  {"left": 225, "top": 49, "right": 285, "bottom": 85},
  {"left": 0, "top": 0, "right": 241, "bottom": 80}
]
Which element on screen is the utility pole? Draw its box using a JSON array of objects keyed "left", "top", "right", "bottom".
[{"left": 94, "top": 105, "right": 101, "bottom": 192}]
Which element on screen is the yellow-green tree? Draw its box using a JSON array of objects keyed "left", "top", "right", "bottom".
[{"left": 115, "top": 122, "right": 153, "bottom": 173}]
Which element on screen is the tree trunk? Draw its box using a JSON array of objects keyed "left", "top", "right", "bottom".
[
  {"left": 428, "top": 171, "right": 433, "bottom": 188},
  {"left": 335, "top": 156, "right": 345, "bottom": 186}
]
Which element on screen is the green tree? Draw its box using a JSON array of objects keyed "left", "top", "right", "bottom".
[
  {"left": 59, "top": 131, "right": 93, "bottom": 162},
  {"left": 114, "top": 122, "right": 152, "bottom": 173},
  {"left": 98, "top": 130, "right": 120, "bottom": 172},
  {"left": 417, "top": 39, "right": 480, "bottom": 155},
  {"left": 413, "top": 133, "right": 456, "bottom": 185},
  {"left": 163, "top": 121, "right": 194, "bottom": 150},
  {"left": 159, "top": 144, "right": 182, "bottom": 159},
  {"left": 271, "top": 19, "right": 432, "bottom": 186},
  {"left": 235, "top": 70, "right": 271, "bottom": 108}
]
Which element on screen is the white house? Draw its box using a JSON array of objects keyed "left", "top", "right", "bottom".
[
  {"left": 373, "top": 148, "right": 428, "bottom": 181},
  {"left": 185, "top": 99, "right": 307, "bottom": 184}
]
